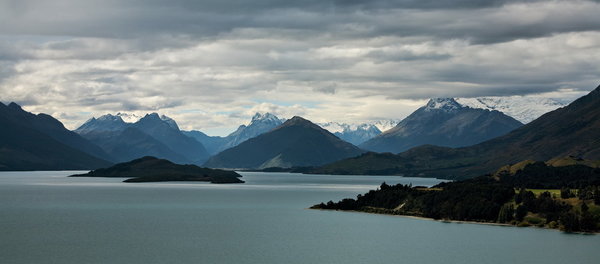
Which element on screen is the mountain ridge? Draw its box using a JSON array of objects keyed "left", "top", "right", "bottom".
[
  {"left": 203, "top": 116, "right": 365, "bottom": 169},
  {"left": 312, "top": 84, "right": 600, "bottom": 179},
  {"left": 1, "top": 102, "right": 114, "bottom": 162},
  {"left": 455, "top": 96, "right": 571, "bottom": 124},
  {"left": 318, "top": 121, "right": 399, "bottom": 146},
  {"left": 76, "top": 112, "right": 209, "bottom": 164},
  {"left": 360, "top": 98, "right": 523, "bottom": 153},
  {"left": 0, "top": 102, "right": 112, "bottom": 170},
  {"left": 184, "top": 112, "right": 285, "bottom": 155}
]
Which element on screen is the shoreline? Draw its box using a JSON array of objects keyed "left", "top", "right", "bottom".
[{"left": 309, "top": 208, "right": 599, "bottom": 235}]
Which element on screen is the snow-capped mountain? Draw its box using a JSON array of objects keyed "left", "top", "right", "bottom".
[
  {"left": 158, "top": 114, "right": 179, "bottom": 130},
  {"left": 204, "top": 116, "right": 364, "bottom": 169},
  {"left": 115, "top": 112, "right": 143, "bottom": 123},
  {"left": 455, "top": 96, "right": 571, "bottom": 124},
  {"left": 370, "top": 120, "right": 399, "bottom": 133},
  {"left": 318, "top": 120, "right": 399, "bottom": 145},
  {"left": 335, "top": 124, "right": 381, "bottom": 146},
  {"left": 318, "top": 122, "right": 348, "bottom": 134},
  {"left": 424, "top": 98, "right": 462, "bottom": 112},
  {"left": 250, "top": 112, "right": 284, "bottom": 124},
  {"left": 75, "top": 112, "right": 209, "bottom": 164},
  {"left": 75, "top": 114, "right": 128, "bottom": 134},
  {"left": 184, "top": 112, "right": 285, "bottom": 155},
  {"left": 223, "top": 112, "right": 285, "bottom": 150},
  {"left": 360, "top": 98, "right": 524, "bottom": 153}
]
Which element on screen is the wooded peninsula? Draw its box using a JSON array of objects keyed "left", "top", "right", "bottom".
[{"left": 312, "top": 159, "right": 600, "bottom": 233}]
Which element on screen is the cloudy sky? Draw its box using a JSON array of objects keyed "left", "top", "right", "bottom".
[{"left": 1, "top": 0, "right": 599, "bottom": 135}]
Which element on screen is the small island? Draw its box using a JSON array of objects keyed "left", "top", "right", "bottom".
[
  {"left": 312, "top": 157, "right": 600, "bottom": 233},
  {"left": 71, "top": 156, "right": 244, "bottom": 184}
]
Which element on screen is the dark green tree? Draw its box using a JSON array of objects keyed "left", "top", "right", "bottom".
[
  {"left": 497, "top": 204, "right": 514, "bottom": 223},
  {"left": 522, "top": 191, "right": 536, "bottom": 212},
  {"left": 515, "top": 205, "right": 528, "bottom": 221},
  {"left": 580, "top": 211, "right": 596, "bottom": 231},
  {"left": 560, "top": 211, "right": 580, "bottom": 232},
  {"left": 380, "top": 182, "right": 390, "bottom": 190},
  {"left": 560, "top": 187, "right": 573, "bottom": 199},
  {"left": 515, "top": 188, "right": 526, "bottom": 204}
]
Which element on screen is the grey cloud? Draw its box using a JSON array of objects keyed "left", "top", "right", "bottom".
[
  {"left": 312, "top": 83, "right": 337, "bottom": 94},
  {"left": 1, "top": 0, "right": 599, "bottom": 131},
  {"left": 1, "top": 0, "right": 599, "bottom": 44},
  {"left": 0, "top": 61, "right": 16, "bottom": 82},
  {"left": 366, "top": 50, "right": 451, "bottom": 63}
]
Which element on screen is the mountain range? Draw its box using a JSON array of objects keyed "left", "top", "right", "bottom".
[
  {"left": 313, "top": 84, "right": 600, "bottom": 179},
  {"left": 0, "top": 102, "right": 112, "bottom": 170},
  {"left": 117, "top": 95, "right": 566, "bottom": 158},
  {"left": 313, "top": 95, "right": 565, "bottom": 147},
  {"left": 75, "top": 113, "right": 209, "bottom": 164},
  {"left": 0, "top": 88, "right": 590, "bottom": 173},
  {"left": 360, "top": 98, "right": 523, "bottom": 153},
  {"left": 183, "top": 112, "right": 284, "bottom": 155},
  {"left": 317, "top": 121, "right": 398, "bottom": 145},
  {"left": 203, "top": 116, "right": 365, "bottom": 169}
]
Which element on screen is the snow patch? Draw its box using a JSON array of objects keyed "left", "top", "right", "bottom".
[
  {"left": 160, "top": 115, "right": 179, "bottom": 130},
  {"left": 455, "top": 96, "right": 571, "bottom": 123},
  {"left": 250, "top": 112, "right": 285, "bottom": 125},
  {"left": 318, "top": 120, "right": 399, "bottom": 134},
  {"left": 116, "top": 112, "right": 142, "bottom": 123},
  {"left": 423, "top": 98, "right": 462, "bottom": 112}
]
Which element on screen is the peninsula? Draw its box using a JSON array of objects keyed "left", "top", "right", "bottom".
[{"left": 312, "top": 158, "right": 600, "bottom": 233}]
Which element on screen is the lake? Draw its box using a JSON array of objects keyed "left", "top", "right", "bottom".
[{"left": 0, "top": 171, "right": 598, "bottom": 264}]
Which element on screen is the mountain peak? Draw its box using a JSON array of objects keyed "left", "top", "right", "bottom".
[
  {"left": 251, "top": 112, "right": 281, "bottom": 123},
  {"left": 204, "top": 117, "right": 364, "bottom": 169},
  {"left": 7, "top": 102, "right": 23, "bottom": 111},
  {"left": 76, "top": 114, "right": 127, "bottom": 133},
  {"left": 143, "top": 113, "right": 161, "bottom": 120},
  {"left": 137, "top": 113, "right": 180, "bottom": 131},
  {"left": 362, "top": 96, "right": 523, "bottom": 153},
  {"left": 97, "top": 114, "right": 124, "bottom": 122},
  {"left": 283, "top": 116, "right": 312, "bottom": 126},
  {"left": 220, "top": 114, "right": 284, "bottom": 152},
  {"left": 277, "top": 116, "right": 328, "bottom": 132},
  {"left": 115, "top": 112, "right": 142, "bottom": 123},
  {"left": 423, "top": 98, "right": 462, "bottom": 112},
  {"left": 592, "top": 84, "right": 600, "bottom": 95},
  {"left": 159, "top": 114, "right": 179, "bottom": 130}
]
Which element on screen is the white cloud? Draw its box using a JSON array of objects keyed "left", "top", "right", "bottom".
[{"left": 0, "top": 0, "right": 599, "bottom": 135}]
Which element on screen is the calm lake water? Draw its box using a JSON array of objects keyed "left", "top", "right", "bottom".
[{"left": 0, "top": 171, "right": 598, "bottom": 264}]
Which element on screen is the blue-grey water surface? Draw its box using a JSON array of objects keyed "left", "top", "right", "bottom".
[{"left": 0, "top": 171, "right": 598, "bottom": 264}]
